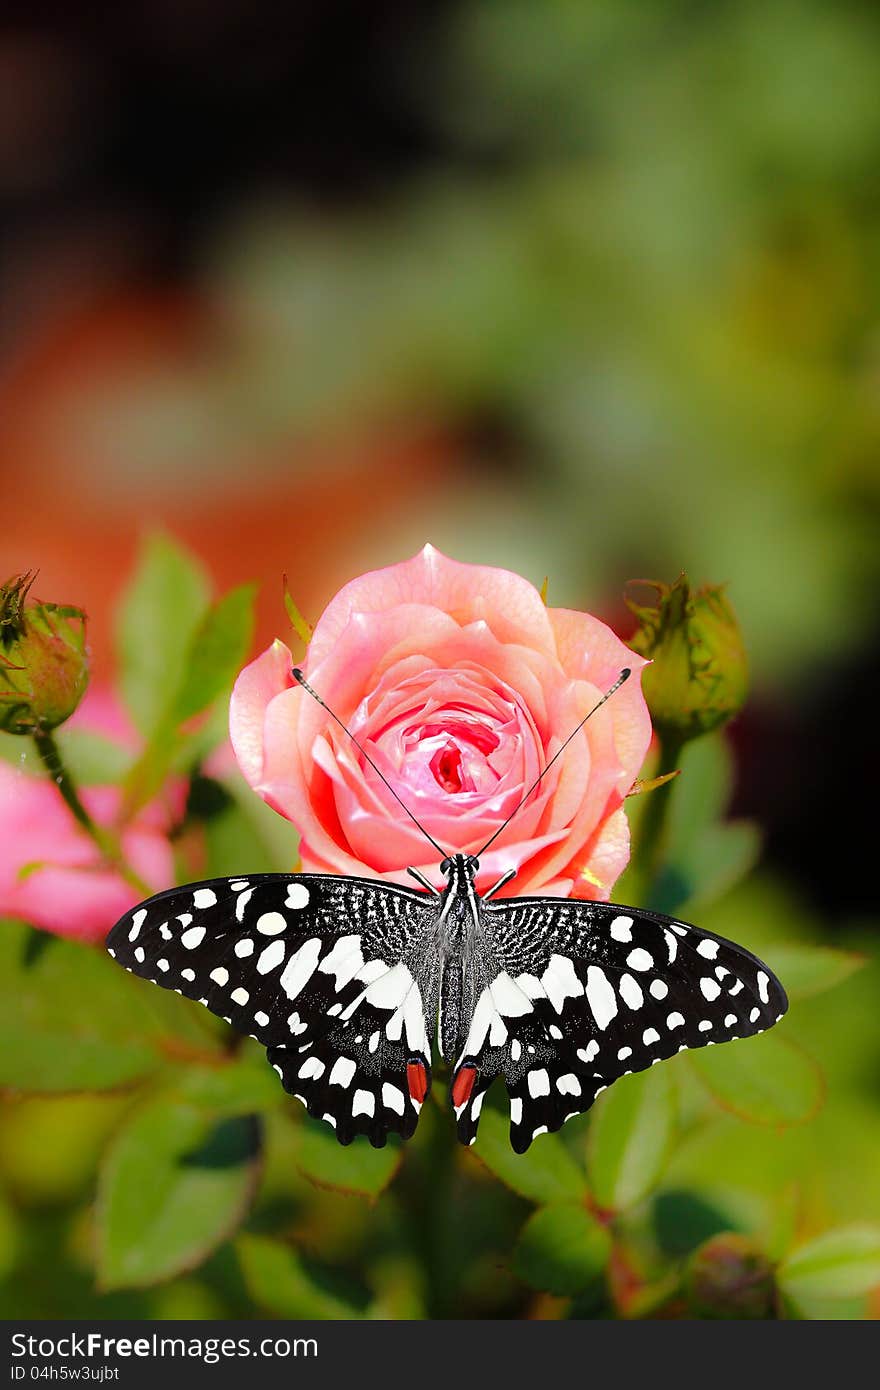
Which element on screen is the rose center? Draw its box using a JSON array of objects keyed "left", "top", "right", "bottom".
[{"left": 429, "top": 741, "right": 465, "bottom": 794}]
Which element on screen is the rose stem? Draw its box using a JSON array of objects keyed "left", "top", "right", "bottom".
[
  {"left": 634, "top": 731, "right": 685, "bottom": 908},
  {"left": 31, "top": 727, "right": 153, "bottom": 898}
]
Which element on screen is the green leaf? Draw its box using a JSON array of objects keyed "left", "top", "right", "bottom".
[
  {"left": 0, "top": 728, "right": 134, "bottom": 785},
  {"left": 116, "top": 533, "right": 211, "bottom": 738},
  {"left": 56, "top": 730, "right": 135, "bottom": 786},
  {"left": 0, "top": 921, "right": 221, "bottom": 1093},
  {"left": 587, "top": 1066, "right": 677, "bottom": 1212},
  {"left": 215, "top": 775, "right": 300, "bottom": 872},
  {"left": 97, "top": 1097, "right": 261, "bottom": 1289},
  {"left": 778, "top": 1226, "right": 880, "bottom": 1300},
  {"left": 172, "top": 584, "right": 255, "bottom": 726},
  {"left": 681, "top": 821, "right": 762, "bottom": 907},
  {"left": 202, "top": 791, "right": 293, "bottom": 878},
  {"left": 471, "top": 1105, "right": 588, "bottom": 1204},
  {"left": 169, "top": 1052, "right": 286, "bottom": 1115},
  {"left": 763, "top": 944, "right": 866, "bottom": 1000},
  {"left": 667, "top": 735, "right": 733, "bottom": 848},
  {"left": 645, "top": 735, "right": 761, "bottom": 913},
  {"left": 513, "top": 1204, "right": 611, "bottom": 1295},
  {"left": 282, "top": 577, "right": 313, "bottom": 645},
  {"left": 689, "top": 1032, "right": 824, "bottom": 1126},
  {"left": 294, "top": 1120, "right": 401, "bottom": 1198},
  {"left": 122, "top": 580, "right": 255, "bottom": 815},
  {"left": 234, "top": 1233, "right": 360, "bottom": 1318},
  {"left": 0, "top": 732, "right": 44, "bottom": 776}
]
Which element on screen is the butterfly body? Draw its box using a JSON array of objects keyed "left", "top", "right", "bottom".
[{"left": 106, "top": 852, "right": 787, "bottom": 1153}]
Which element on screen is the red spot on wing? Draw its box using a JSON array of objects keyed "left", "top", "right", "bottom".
[
  {"left": 406, "top": 1061, "right": 429, "bottom": 1103},
  {"left": 451, "top": 1065, "right": 477, "bottom": 1108}
]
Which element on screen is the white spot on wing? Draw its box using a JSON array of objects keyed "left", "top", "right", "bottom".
[
  {"left": 257, "top": 939, "right": 287, "bottom": 975},
  {"left": 329, "top": 1056, "right": 356, "bottom": 1088},
  {"left": 279, "top": 938, "right": 321, "bottom": 998},
  {"left": 353, "top": 1089, "right": 375, "bottom": 1118},
  {"left": 619, "top": 973, "right": 643, "bottom": 1010},
  {"left": 541, "top": 954, "right": 583, "bottom": 1014},
  {"left": 286, "top": 882, "right": 310, "bottom": 910},
  {"left": 256, "top": 912, "right": 287, "bottom": 935},
  {"left": 210, "top": 967, "right": 229, "bottom": 986},
  {"left": 757, "top": 971, "right": 770, "bottom": 1003},
  {"left": 181, "top": 926, "right": 206, "bottom": 950},
  {"left": 491, "top": 971, "right": 533, "bottom": 1017},
  {"left": 609, "top": 915, "right": 633, "bottom": 942},
  {"left": 318, "top": 935, "right": 364, "bottom": 991},
  {"left": 128, "top": 909, "right": 146, "bottom": 942},
  {"left": 626, "top": 947, "right": 653, "bottom": 972},
  {"left": 586, "top": 966, "right": 617, "bottom": 1029},
  {"left": 382, "top": 1083, "right": 405, "bottom": 1114},
  {"left": 527, "top": 1068, "right": 550, "bottom": 1098},
  {"left": 193, "top": 888, "right": 216, "bottom": 910},
  {"left": 700, "top": 977, "right": 721, "bottom": 1001}
]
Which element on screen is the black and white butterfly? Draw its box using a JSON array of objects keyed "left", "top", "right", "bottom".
[{"left": 105, "top": 667, "right": 787, "bottom": 1151}]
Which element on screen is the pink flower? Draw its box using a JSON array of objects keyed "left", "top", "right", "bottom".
[
  {"left": 230, "top": 546, "right": 651, "bottom": 898},
  {"left": 0, "top": 690, "right": 185, "bottom": 943}
]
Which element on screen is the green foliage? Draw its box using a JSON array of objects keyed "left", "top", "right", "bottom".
[
  {"left": 764, "top": 945, "right": 866, "bottom": 1000},
  {"left": 0, "top": 921, "right": 221, "bottom": 1093},
  {"left": 512, "top": 1205, "right": 611, "bottom": 1295},
  {"left": 294, "top": 1123, "right": 402, "bottom": 1199},
  {"left": 778, "top": 1227, "right": 880, "bottom": 1303},
  {"left": 689, "top": 1032, "right": 824, "bottom": 1127},
  {"left": 234, "top": 1234, "right": 361, "bottom": 1318},
  {"left": 97, "top": 1097, "right": 261, "bottom": 1290},
  {"left": 116, "top": 534, "right": 212, "bottom": 739},
  {"left": 118, "top": 536, "right": 255, "bottom": 812},
  {"left": 587, "top": 1067, "right": 676, "bottom": 1213},
  {"left": 0, "top": 532, "right": 876, "bottom": 1319},
  {"left": 473, "top": 1105, "right": 588, "bottom": 1204}
]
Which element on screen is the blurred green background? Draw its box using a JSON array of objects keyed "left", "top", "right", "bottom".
[{"left": 0, "top": 0, "right": 879, "bottom": 1319}]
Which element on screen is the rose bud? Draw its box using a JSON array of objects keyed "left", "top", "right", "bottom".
[
  {"left": 0, "top": 573, "right": 89, "bottom": 735},
  {"left": 684, "top": 1233, "right": 776, "bottom": 1320},
  {"left": 627, "top": 573, "right": 748, "bottom": 742}
]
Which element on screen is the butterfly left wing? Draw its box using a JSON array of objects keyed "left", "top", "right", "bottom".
[
  {"left": 106, "top": 873, "right": 438, "bottom": 1147},
  {"left": 450, "top": 897, "right": 788, "bottom": 1152}
]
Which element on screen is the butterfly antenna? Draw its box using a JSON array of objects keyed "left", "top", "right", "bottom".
[
  {"left": 292, "top": 668, "right": 448, "bottom": 859},
  {"left": 475, "top": 667, "right": 632, "bottom": 859}
]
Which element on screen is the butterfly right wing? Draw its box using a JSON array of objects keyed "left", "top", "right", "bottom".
[
  {"left": 450, "top": 896, "right": 788, "bottom": 1152},
  {"left": 106, "top": 873, "right": 439, "bottom": 1146}
]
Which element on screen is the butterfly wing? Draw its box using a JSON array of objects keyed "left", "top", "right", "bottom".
[
  {"left": 106, "top": 873, "right": 438, "bottom": 1146},
  {"left": 450, "top": 897, "right": 789, "bottom": 1152}
]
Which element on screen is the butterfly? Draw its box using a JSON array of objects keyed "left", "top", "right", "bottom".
[{"left": 106, "top": 668, "right": 788, "bottom": 1152}]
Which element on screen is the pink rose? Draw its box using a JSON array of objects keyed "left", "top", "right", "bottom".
[
  {"left": 0, "top": 690, "right": 185, "bottom": 943},
  {"left": 230, "top": 546, "right": 651, "bottom": 898}
]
